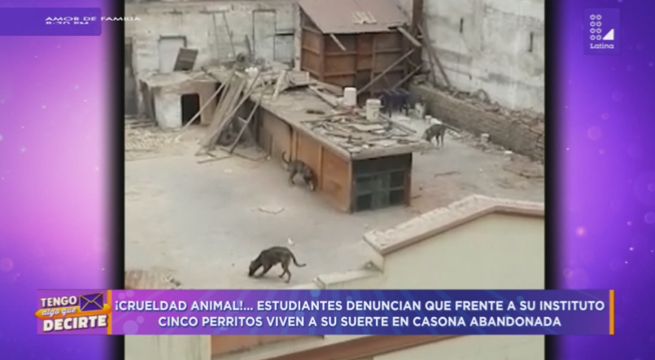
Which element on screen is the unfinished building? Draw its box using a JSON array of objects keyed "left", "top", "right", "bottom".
[
  {"left": 125, "top": 0, "right": 545, "bottom": 357},
  {"left": 298, "top": 0, "right": 420, "bottom": 97}
]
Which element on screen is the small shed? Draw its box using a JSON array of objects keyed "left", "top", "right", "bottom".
[
  {"left": 140, "top": 72, "right": 217, "bottom": 129},
  {"left": 298, "top": 0, "right": 420, "bottom": 98},
  {"left": 253, "top": 88, "right": 426, "bottom": 212}
]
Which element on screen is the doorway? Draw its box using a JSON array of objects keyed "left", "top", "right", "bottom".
[
  {"left": 252, "top": 10, "right": 276, "bottom": 60},
  {"left": 181, "top": 93, "right": 200, "bottom": 125}
]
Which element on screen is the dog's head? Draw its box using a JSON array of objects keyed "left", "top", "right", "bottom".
[
  {"left": 422, "top": 129, "right": 431, "bottom": 140},
  {"left": 248, "top": 259, "right": 260, "bottom": 277}
]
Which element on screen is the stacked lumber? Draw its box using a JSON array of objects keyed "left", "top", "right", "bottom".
[{"left": 197, "top": 70, "right": 261, "bottom": 155}]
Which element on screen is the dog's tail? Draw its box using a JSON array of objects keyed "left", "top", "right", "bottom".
[{"left": 290, "top": 251, "right": 306, "bottom": 267}]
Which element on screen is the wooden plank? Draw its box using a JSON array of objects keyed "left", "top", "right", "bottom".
[
  {"left": 329, "top": 33, "right": 347, "bottom": 52},
  {"left": 318, "top": 145, "right": 324, "bottom": 190},
  {"left": 177, "top": 70, "right": 234, "bottom": 133},
  {"left": 320, "top": 147, "right": 351, "bottom": 212},
  {"left": 325, "top": 70, "right": 357, "bottom": 77},
  {"left": 412, "top": 0, "right": 424, "bottom": 33},
  {"left": 390, "top": 65, "right": 423, "bottom": 90},
  {"left": 228, "top": 92, "right": 263, "bottom": 154},
  {"left": 357, "top": 49, "right": 415, "bottom": 95},
  {"left": 319, "top": 33, "right": 325, "bottom": 81},
  {"left": 374, "top": 32, "right": 403, "bottom": 51},
  {"left": 199, "top": 72, "right": 260, "bottom": 152},
  {"left": 396, "top": 26, "right": 422, "bottom": 47},
  {"left": 347, "top": 151, "right": 353, "bottom": 213},
  {"left": 324, "top": 55, "right": 356, "bottom": 75},
  {"left": 325, "top": 51, "right": 358, "bottom": 57},
  {"left": 308, "top": 85, "right": 339, "bottom": 107}
]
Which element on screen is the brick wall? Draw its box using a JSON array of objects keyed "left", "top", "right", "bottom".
[{"left": 411, "top": 83, "right": 544, "bottom": 162}]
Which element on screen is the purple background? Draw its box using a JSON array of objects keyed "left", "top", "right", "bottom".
[
  {"left": 0, "top": 8, "right": 102, "bottom": 36},
  {"left": 557, "top": 0, "right": 655, "bottom": 359},
  {"left": 0, "top": 0, "right": 116, "bottom": 359},
  {"left": 0, "top": 0, "right": 652, "bottom": 358}
]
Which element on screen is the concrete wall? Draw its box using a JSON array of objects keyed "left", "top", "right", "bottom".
[
  {"left": 126, "top": 0, "right": 296, "bottom": 114},
  {"left": 422, "top": 0, "right": 544, "bottom": 113},
  {"left": 151, "top": 80, "right": 216, "bottom": 128},
  {"left": 314, "top": 212, "right": 544, "bottom": 360},
  {"left": 126, "top": 336, "right": 211, "bottom": 360},
  {"left": 375, "top": 335, "right": 543, "bottom": 360},
  {"left": 320, "top": 213, "right": 544, "bottom": 290}
]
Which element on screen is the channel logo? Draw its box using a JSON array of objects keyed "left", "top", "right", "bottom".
[{"left": 585, "top": 9, "right": 620, "bottom": 54}]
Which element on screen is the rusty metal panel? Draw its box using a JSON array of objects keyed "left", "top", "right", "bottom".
[{"left": 298, "top": 0, "right": 408, "bottom": 34}]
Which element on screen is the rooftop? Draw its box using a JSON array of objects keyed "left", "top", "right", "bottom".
[
  {"left": 140, "top": 71, "right": 215, "bottom": 88},
  {"left": 298, "top": 0, "right": 408, "bottom": 34},
  {"left": 205, "top": 66, "right": 428, "bottom": 160}
]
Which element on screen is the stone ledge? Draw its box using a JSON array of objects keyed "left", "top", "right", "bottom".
[{"left": 364, "top": 195, "right": 544, "bottom": 255}]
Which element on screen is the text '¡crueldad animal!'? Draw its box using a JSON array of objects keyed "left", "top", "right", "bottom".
[
  {"left": 423, "top": 123, "right": 446, "bottom": 148},
  {"left": 281, "top": 152, "right": 316, "bottom": 191},
  {"left": 248, "top": 246, "right": 306, "bottom": 283}
]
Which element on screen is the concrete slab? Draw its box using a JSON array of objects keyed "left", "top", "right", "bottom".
[{"left": 125, "top": 120, "right": 543, "bottom": 290}]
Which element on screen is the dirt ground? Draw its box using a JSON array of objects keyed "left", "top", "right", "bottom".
[{"left": 125, "top": 115, "right": 544, "bottom": 289}]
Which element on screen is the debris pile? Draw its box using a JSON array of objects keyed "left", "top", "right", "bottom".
[{"left": 303, "top": 112, "right": 421, "bottom": 154}]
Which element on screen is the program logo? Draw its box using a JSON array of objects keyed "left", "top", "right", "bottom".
[
  {"left": 36, "top": 291, "right": 113, "bottom": 334},
  {"left": 585, "top": 9, "right": 620, "bottom": 54}
]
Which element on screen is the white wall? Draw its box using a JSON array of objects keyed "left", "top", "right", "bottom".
[
  {"left": 126, "top": 1, "right": 296, "bottom": 113},
  {"left": 323, "top": 213, "right": 544, "bottom": 290},
  {"left": 317, "top": 212, "right": 544, "bottom": 360},
  {"left": 423, "top": 0, "right": 544, "bottom": 113}
]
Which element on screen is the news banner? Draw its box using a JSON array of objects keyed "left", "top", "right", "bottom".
[{"left": 35, "top": 290, "right": 615, "bottom": 336}]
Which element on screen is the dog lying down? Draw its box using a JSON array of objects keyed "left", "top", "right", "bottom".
[{"left": 248, "top": 246, "right": 306, "bottom": 283}]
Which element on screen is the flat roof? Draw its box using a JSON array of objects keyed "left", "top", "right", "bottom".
[
  {"left": 140, "top": 71, "right": 215, "bottom": 88},
  {"left": 206, "top": 66, "right": 427, "bottom": 160}
]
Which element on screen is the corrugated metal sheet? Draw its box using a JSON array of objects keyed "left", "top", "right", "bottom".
[{"left": 299, "top": 0, "right": 408, "bottom": 34}]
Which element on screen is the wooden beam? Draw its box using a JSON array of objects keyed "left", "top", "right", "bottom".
[
  {"left": 391, "top": 65, "right": 423, "bottom": 90},
  {"left": 418, "top": 22, "right": 451, "bottom": 87},
  {"left": 329, "top": 33, "right": 347, "bottom": 52},
  {"left": 396, "top": 26, "right": 422, "bottom": 48},
  {"left": 177, "top": 70, "right": 235, "bottom": 132},
  {"left": 319, "top": 34, "right": 326, "bottom": 81},
  {"left": 267, "top": 336, "right": 456, "bottom": 360},
  {"left": 228, "top": 92, "right": 263, "bottom": 154},
  {"left": 411, "top": 0, "right": 424, "bottom": 33},
  {"left": 357, "top": 48, "right": 415, "bottom": 95}
]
